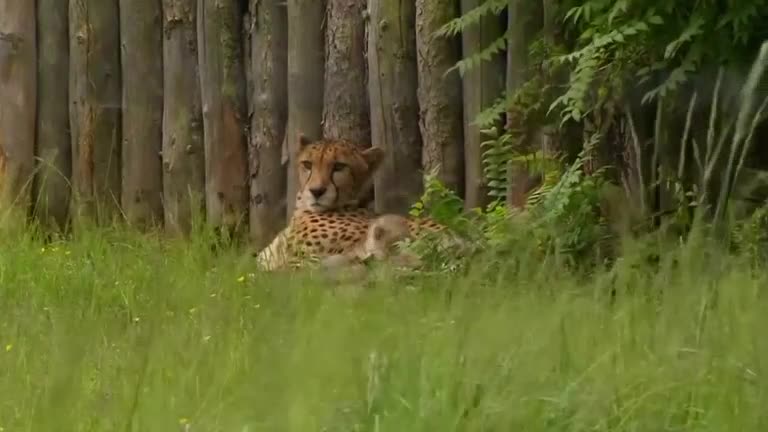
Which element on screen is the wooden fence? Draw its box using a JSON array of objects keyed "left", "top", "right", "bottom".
[{"left": 0, "top": 0, "right": 544, "bottom": 249}]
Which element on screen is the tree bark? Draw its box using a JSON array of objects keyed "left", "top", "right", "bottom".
[
  {"left": 197, "top": 0, "right": 249, "bottom": 236},
  {"left": 323, "top": 0, "right": 370, "bottom": 146},
  {"left": 162, "top": 0, "right": 205, "bottom": 236},
  {"left": 120, "top": 0, "right": 164, "bottom": 229},
  {"left": 34, "top": 0, "right": 70, "bottom": 231},
  {"left": 415, "top": 0, "right": 465, "bottom": 196},
  {"left": 542, "top": 0, "right": 560, "bottom": 44},
  {"left": 368, "top": 0, "right": 423, "bottom": 214},
  {"left": 0, "top": 1, "right": 37, "bottom": 212},
  {"left": 506, "top": 0, "right": 541, "bottom": 99},
  {"left": 504, "top": 0, "right": 542, "bottom": 208},
  {"left": 285, "top": 0, "right": 326, "bottom": 218},
  {"left": 69, "top": 0, "right": 122, "bottom": 224},
  {"left": 460, "top": 0, "right": 506, "bottom": 210},
  {"left": 248, "top": 0, "right": 288, "bottom": 250}
]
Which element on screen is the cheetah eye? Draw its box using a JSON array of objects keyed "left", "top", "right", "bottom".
[
  {"left": 332, "top": 162, "right": 347, "bottom": 172},
  {"left": 301, "top": 161, "right": 312, "bottom": 170}
]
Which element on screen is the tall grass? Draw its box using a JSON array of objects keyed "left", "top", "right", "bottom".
[
  {"left": 621, "top": 41, "right": 768, "bottom": 234},
  {"left": 1, "top": 224, "right": 766, "bottom": 431}
]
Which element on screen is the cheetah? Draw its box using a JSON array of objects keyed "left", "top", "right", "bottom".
[
  {"left": 319, "top": 213, "right": 420, "bottom": 269},
  {"left": 361, "top": 214, "right": 413, "bottom": 260},
  {"left": 256, "top": 134, "right": 444, "bottom": 270}
]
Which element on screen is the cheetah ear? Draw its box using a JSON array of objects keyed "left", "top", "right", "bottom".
[
  {"left": 298, "top": 132, "right": 312, "bottom": 148},
  {"left": 361, "top": 147, "right": 385, "bottom": 171}
]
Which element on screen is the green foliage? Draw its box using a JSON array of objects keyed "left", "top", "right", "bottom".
[
  {"left": 731, "top": 203, "right": 768, "bottom": 261},
  {"left": 449, "top": 28, "right": 510, "bottom": 77},
  {"left": 480, "top": 125, "right": 562, "bottom": 199},
  {"left": 551, "top": 13, "right": 659, "bottom": 122},
  {"left": 406, "top": 170, "right": 478, "bottom": 273},
  {"left": 409, "top": 146, "right": 610, "bottom": 271},
  {"left": 475, "top": 38, "right": 567, "bottom": 199},
  {"left": 554, "top": 0, "right": 768, "bottom": 118},
  {"left": 409, "top": 167, "right": 471, "bottom": 234},
  {"left": 525, "top": 140, "right": 611, "bottom": 264},
  {"left": 438, "top": 0, "right": 768, "bottom": 267},
  {"left": 479, "top": 126, "right": 515, "bottom": 198},
  {"left": 434, "top": 0, "right": 507, "bottom": 38}
]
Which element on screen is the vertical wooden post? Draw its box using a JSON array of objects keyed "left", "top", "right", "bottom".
[
  {"left": 69, "top": 0, "right": 123, "bottom": 225},
  {"left": 120, "top": 0, "right": 164, "bottom": 228},
  {"left": 34, "top": 0, "right": 70, "bottom": 231},
  {"left": 368, "top": 0, "right": 423, "bottom": 214},
  {"left": 0, "top": 1, "right": 37, "bottom": 214},
  {"left": 161, "top": 0, "right": 206, "bottom": 235},
  {"left": 249, "top": 0, "right": 289, "bottom": 250},
  {"left": 197, "top": 0, "right": 249, "bottom": 237},
  {"left": 415, "top": 0, "right": 465, "bottom": 197}
]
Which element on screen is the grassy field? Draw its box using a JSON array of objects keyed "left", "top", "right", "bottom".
[{"left": 1, "top": 225, "right": 767, "bottom": 431}]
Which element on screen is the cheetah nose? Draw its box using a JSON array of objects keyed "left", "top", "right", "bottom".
[{"left": 309, "top": 187, "right": 327, "bottom": 198}]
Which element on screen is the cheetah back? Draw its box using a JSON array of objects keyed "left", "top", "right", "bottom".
[
  {"left": 288, "top": 211, "right": 447, "bottom": 259},
  {"left": 406, "top": 216, "right": 446, "bottom": 237}
]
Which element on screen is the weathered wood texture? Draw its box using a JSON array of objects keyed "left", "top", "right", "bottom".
[
  {"left": 0, "top": 1, "right": 37, "bottom": 211},
  {"left": 323, "top": 0, "right": 370, "bottom": 146},
  {"left": 120, "top": 0, "right": 164, "bottom": 228},
  {"left": 285, "top": 0, "right": 326, "bottom": 217},
  {"left": 248, "top": 0, "right": 288, "bottom": 250},
  {"left": 368, "top": 0, "right": 424, "bottom": 214},
  {"left": 415, "top": 0, "right": 465, "bottom": 196},
  {"left": 506, "top": 0, "right": 542, "bottom": 99},
  {"left": 34, "top": 0, "right": 70, "bottom": 230},
  {"left": 69, "top": 0, "right": 122, "bottom": 224},
  {"left": 161, "top": 0, "right": 205, "bottom": 235},
  {"left": 197, "top": 0, "right": 249, "bottom": 234}
]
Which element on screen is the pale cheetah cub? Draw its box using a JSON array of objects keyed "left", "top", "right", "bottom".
[{"left": 320, "top": 214, "right": 420, "bottom": 269}]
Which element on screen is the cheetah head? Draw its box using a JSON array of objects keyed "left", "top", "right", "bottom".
[{"left": 295, "top": 134, "right": 384, "bottom": 213}]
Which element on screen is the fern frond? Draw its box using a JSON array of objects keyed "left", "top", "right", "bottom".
[
  {"left": 473, "top": 95, "right": 510, "bottom": 128},
  {"left": 664, "top": 14, "right": 705, "bottom": 59},
  {"left": 435, "top": 0, "right": 507, "bottom": 38},
  {"left": 642, "top": 45, "right": 702, "bottom": 104},
  {"left": 449, "top": 31, "right": 509, "bottom": 77}
]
